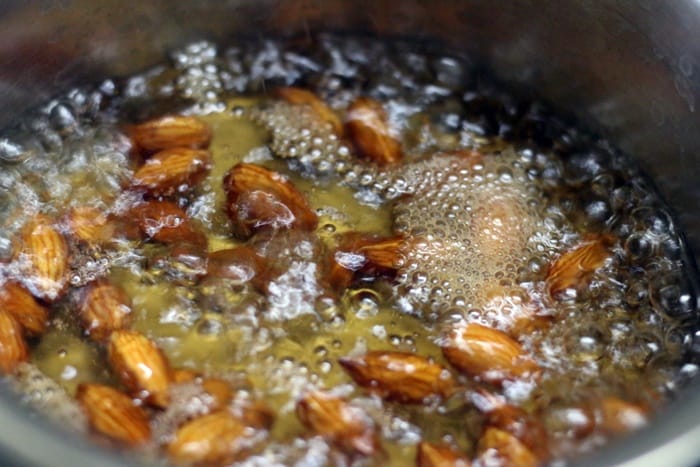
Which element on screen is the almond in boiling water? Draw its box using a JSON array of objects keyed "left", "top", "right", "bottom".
[
  {"left": 0, "top": 310, "right": 28, "bottom": 374},
  {"left": 442, "top": 323, "right": 540, "bottom": 385},
  {"left": 76, "top": 383, "right": 151, "bottom": 446},
  {"left": 79, "top": 279, "right": 133, "bottom": 342},
  {"left": 0, "top": 281, "right": 49, "bottom": 336},
  {"left": 274, "top": 87, "right": 343, "bottom": 135},
  {"left": 597, "top": 396, "right": 648, "bottom": 435},
  {"left": 223, "top": 163, "right": 318, "bottom": 238},
  {"left": 416, "top": 441, "right": 471, "bottom": 467},
  {"left": 297, "top": 391, "right": 378, "bottom": 456},
  {"left": 546, "top": 233, "right": 614, "bottom": 296},
  {"left": 339, "top": 351, "right": 455, "bottom": 403},
  {"left": 129, "top": 115, "right": 211, "bottom": 153},
  {"left": 66, "top": 206, "right": 115, "bottom": 246},
  {"left": 346, "top": 96, "right": 403, "bottom": 166},
  {"left": 476, "top": 427, "right": 539, "bottom": 467},
  {"left": 15, "top": 214, "right": 69, "bottom": 302},
  {"left": 131, "top": 200, "right": 207, "bottom": 248},
  {"left": 108, "top": 330, "right": 173, "bottom": 408},
  {"left": 132, "top": 147, "right": 212, "bottom": 196}
]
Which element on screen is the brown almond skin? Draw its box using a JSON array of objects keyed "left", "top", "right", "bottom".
[
  {"left": 0, "top": 281, "right": 49, "bottom": 336},
  {"left": 76, "top": 383, "right": 151, "bottom": 446},
  {"left": 547, "top": 233, "right": 614, "bottom": 296},
  {"left": 167, "top": 410, "right": 249, "bottom": 465},
  {"left": 297, "top": 391, "right": 378, "bottom": 456},
  {"left": 339, "top": 351, "right": 455, "bottom": 403},
  {"left": 274, "top": 87, "right": 343, "bottom": 135},
  {"left": 442, "top": 323, "right": 540, "bottom": 385},
  {"left": 108, "top": 330, "right": 174, "bottom": 408},
  {"left": 0, "top": 310, "right": 28, "bottom": 374},
  {"left": 485, "top": 403, "right": 549, "bottom": 460},
  {"left": 346, "top": 96, "right": 403, "bottom": 166},
  {"left": 598, "top": 396, "right": 648, "bottom": 435},
  {"left": 207, "top": 247, "right": 263, "bottom": 283},
  {"left": 15, "top": 214, "right": 69, "bottom": 302},
  {"left": 223, "top": 163, "right": 318, "bottom": 238},
  {"left": 79, "top": 279, "right": 133, "bottom": 342},
  {"left": 129, "top": 115, "right": 211, "bottom": 153},
  {"left": 66, "top": 206, "right": 115, "bottom": 246},
  {"left": 131, "top": 200, "right": 207, "bottom": 248},
  {"left": 477, "top": 427, "right": 539, "bottom": 467},
  {"left": 132, "top": 147, "right": 212, "bottom": 196},
  {"left": 416, "top": 441, "right": 471, "bottom": 467}
]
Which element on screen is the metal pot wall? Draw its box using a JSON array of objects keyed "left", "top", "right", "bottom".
[{"left": 0, "top": 1, "right": 699, "bottom": 465}]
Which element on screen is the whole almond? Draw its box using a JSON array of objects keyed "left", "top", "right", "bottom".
[
  {"left": 484, "top": 402, "right": 549, "bottom": 460},
  {"left": 129, "top": 115, "right": 211, "bottom": 153},
  {"left": 76, "top": 383, "right": 151, "bottom": 446},
  {"left": 200, "top": 378, "right": 233, "bottom": 412},
  {"left": 442, "top": 323, "right": 540, "bottom": 385},
  {"left": 274, "top": 87, "right": 343, "bottom": 135},
  {"left": 416, "top": 441, "right": 471, "bottom": 467},
  {"left": 0, "top": 281, "right": 49, "bottom": 336},
  {"left": 547, "top": 234, "right": 614, "bottom": 296},
  {"left": 66, "top": 206, "right": 115, "bottom": 246},
  {"left": 0, "top": 310, "right": 28, "bottom": 374},
  {"left": 131, "top": 200, "right": 207, "bottom": 248},
  {"left": 598, "top": 396, "right": 648, "bottom": 435},
  {"left": 476, "top": 427, "right": 539, "bottom": 467},
  {"left": 233, "top": 399, "right": 275, "bottom": 430},
  {"left": 223, "top": 163, "right": 318, "bottom": 238},
  {"left": 79, "top": 279, "right": 133, "bottom": 342},
  {"left": 346, "top": 96, "right": 402, "bottom": 166},
  {"left": 167, "top": 410, "right": 251, "bottom": 465},
  {"left": 132, "top": 147, "right": 212, "bottom": 196},
  {"left": 339, "top": 351, "right": 455, "bottom": 403},
  {"left": 108, "top": 330, "right": 173, "bottom": 408},
  {"left": 297, "top": 391, "right": 378, "bottom": 456},
  {"left": 15, "top": 214, "right": 69, "bottom": 302},
  {"left": 207, "top": 247, "right": 263, "bottom": 283}
]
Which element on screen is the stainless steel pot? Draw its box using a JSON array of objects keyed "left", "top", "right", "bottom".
[{"left": 0, "top": 1, "right": 699, "bottom": 465}]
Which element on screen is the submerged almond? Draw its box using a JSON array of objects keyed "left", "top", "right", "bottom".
[
  {"left": 223, "top": 163, "right": 318, "bottom": 238},
  {"left": 0, "top": 310, "right": 28, "bottom": 374},
  {"left": 297, "top": 391, "right": 378, "bottom": 456},
  {"left": 416, "top": 441, "right": 471, "bottom": 467},
  {"left": 14, "top": 214, "right": 69, "bottom": 302},
  {"left": 129, "top": 115, "right": 211, "bottom": 153},
  {"left": 274, "top": 87, "right": 343, "bottom": 135},
  {"left": 546, "top": 234, "right": 614, "bottom": 296},
  {"left": 476, "top": 427, "right": 539, "bottom": 467},
  {"left": 346, "top": 96, "right": 402, "bottom": 165},
  {"left": 207, "top": 246, "right": 264, "bottom": 283},
  {"left": 598, "top": 396, "right": 648, "bottom": 435},
  {"left": 132, "top": 147, "right": 212, "bottom": 196},
  {"left": 0, "top": 281, "right": 49, "bottom": 336},
  {"left": 79, "top": 279, "right": 133, "bottom": 342},
  {"left": 108, "top": 330, "right": 173, "bottom": 408},
  {"left": 442, "top": 323, "right": 540, "bottom": 385},
  {"left": 66, "top": 206, "right": 115, "bottom": 246},
  {"left": 339, "top": 351, "right": 455, "bottom": 403},
  {"left": 77, "top": 383, "right": 151, "bottom": 446},
  {"left": 131, "top": 200, "right": 207, "bottom": 248}
]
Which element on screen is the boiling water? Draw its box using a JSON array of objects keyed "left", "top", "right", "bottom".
[{"left": 0, "top": 35, "right": 698, "bottom": 465}]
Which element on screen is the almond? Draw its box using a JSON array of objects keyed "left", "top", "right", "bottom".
[
  {"left": 476, "top": 427, "right": 539, "bottom": 467},
  {"left": 223, "top": 163, "right": 318, "bottom": 238},
  {"left": 0, "top": 281, "right": 49, "bottom": 336},
  {"left": 129, "top": 115, "right": 211, "bottom": 153},
  {"left": 200, "top": 378, "right": 234, "bottom": 412},
  {"left": 131, "top": 200, "right": 207, "bottom": 248},
  {"left": 66, "top": 206, "right": 115, "bottom": 246},
  {"left": 274, "top": 87, "right": 343, "bottom": 135},
  {"left": 442, "top": 323, "right": 540, "bottom": 385},
  {"left": 482, "top": 401, "right": 549, "bottom": 460},
  {"left": 167, "top": 410, "right": 251, "bottom": 465},
  {"left": 132, "top": 147, "right": 212, "bottom": 196},
  {"left": 76, "top": 383, "right": 151, "bottom": 446},
  {"left": 207, "top": 247, "right": 263, "bottom": 283},
  {"left": 14, "top": 214, "right": 69, "bottom": 302},
  {"left": 297, "top": 391, "right": 378, "bottom": 456},
  {"left": 416, "top": 441, "right": 471, "bottom": 467},
  {"left": 339, "top": 351, "right": 456, "bottom": 403},
  {"left": 108, "top": 330, "right": 173, "bottom": 408},
  {"left": 79, "top": 279, "right": 133, "bottom": 342},
  {"left": 597, "top": 396, "right": 648, "bottom": 435},
  {"left": 346, "top": 96, "right": 402, "bottom": 166},
  {"left": 172, "top": 368, "right": 199, "bottom": 384},
  {"left": 0, "top": 310, "right": 28, "bottom": 374},
  {"left": 232, "top": 399, "right": 275, "bottom": 430},
  {"left": 546, "top": 233, "right": 614, "bottom": 296}
]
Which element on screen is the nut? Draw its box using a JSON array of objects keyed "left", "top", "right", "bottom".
[
  {"left": 66, "top": 206, "right": 115, "bottom": 246},
  {"left": 129, "top": 115, "right": 211, "bottom": 153},
  {"left": 274, "top": 87, "right": 343, "bottom": 135},
  {"left": 546, "top": 234, "right": 614, "bottom": 297},
  {"left": 442, "top": 323, "right": 540, "bottom": 385},
  {"left": 131, "top": 200, "right": 207, "bottom": 248},
  {"left": 132, "top": 147, "right": 212, "bottom": 196},
  {"left": 207, "top": 246, "right": 263, "bottom": 283},
  {"left": 345, "top": 96, "right": 402, "bottom": 166},
  {"left": 597, "top": 396, "right": 648, "bottom": 435},
  {"left": 297, "top": 391, "right": 378, "bottom": 456},
  {"left": 0, "top": 310, "right": 28, "bottom": 374},
  {"left": 339, "top": 351, "right": 456, "bottom": 403},
  {"left": 108, "top": 330, "right": 174, "bottom": 408},
  {"left": 76, "top": 383, "right": 151, "bottom": 446},
  {"left": 79, "top": 279, "right": 133, "bottom": 342},
  {"left": 14, "top": 214, "right": 69, "bottom": 302},
  {"left": 476, "top": 427, "right": 539, "bottom": 467},
  {"left": 416, "top": 441, "right": 471, "bottom": 467},
  {"left": 0, "top": 281, "right": 49, "bottom": 336},
  {"left": 223, "top": 163, "right": 318, "bottom": 238}
]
